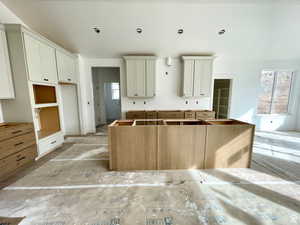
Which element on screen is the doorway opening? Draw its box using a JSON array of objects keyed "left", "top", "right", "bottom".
[
  {"left": 92, "top": 67, "right": 121, "bottom": 132},
  {"left": 213, "top": 79, "right": 232, "bottom": 119}
]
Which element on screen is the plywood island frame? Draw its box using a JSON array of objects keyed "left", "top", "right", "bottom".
[{"left": 108, "top": 119, "right": 255, "bottom": 171}]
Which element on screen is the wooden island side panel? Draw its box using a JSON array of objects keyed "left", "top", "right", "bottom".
[
  {"left": 205, "top": 123, "right": 255, "bottom": 169},
  {"left": 109, "top": 126, "right": 157, "bottom": 170},
  {"left": 158, "top": 125, "right": 206, "bottom": 169}
]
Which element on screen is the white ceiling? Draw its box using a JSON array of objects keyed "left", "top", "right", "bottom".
[{"left": 1, "top": 0, "right": 300, "bottom": 59}]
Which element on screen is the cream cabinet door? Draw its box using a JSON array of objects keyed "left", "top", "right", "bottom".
[
  {"left": 0, "top": 29, "right": 15, "bottom": 99},
  {"left": 183, "top": 59, "right": 194, "bottom": 97},
  {"left": 145, "top": 59, "right": 156, "bottom": 97},
  {"left": 56, "top": 50, "right": 76, "bottom": 83},
  {"left": 39, "top": 42, "right": 57, "bottom": 83},
  {"left": 126, "top": 59, "right": 146, "bottom": 97},
  {"left": 24, "top": 34, "right": 42, "bottom": 82},
  {"left": 194, "top": 59, "right": 212, "bottom": 97}
]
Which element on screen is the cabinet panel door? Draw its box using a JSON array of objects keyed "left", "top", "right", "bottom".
[
  {"left": 0, "top": 29, "right": 15, "bottom": 99},
  {"left": 183, "top": 60, "right": 194, "bottom": 97},
  {"left": 56, "top": 50, "right": 67, "bottom": 82},
  {"left": 194, "top": 59, "right": 212, "bottom": 97},
  {"left": 145, "top": 59, "right": 156, "bottom": 97},
  {"left": 135, "top": 60, "right": 146, "bottom": 97},
  {"left": 24, "top": 34, "right": 42, "bottom": 82},
  {"left": 126, "top": 60, "right": 137, "bottom": 97},
  {"left": 39, "top": 42, "right": 57, "bottom": 83}
]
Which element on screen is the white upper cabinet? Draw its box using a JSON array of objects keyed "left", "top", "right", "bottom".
[
  {"left": 56, "top": 50, "right": 77, "bottom": 83},
  {"left": 182, "top": 56, "right": 215, "bottom": 98},
  {"left": 0, "top": 27, "right": 15, "bottom": 99},
  {"left": 24, "top": 33, "right": 58, "bottom": 83},
  {"left": 124, "top": 56, "right": 157, "bottom": 98}
]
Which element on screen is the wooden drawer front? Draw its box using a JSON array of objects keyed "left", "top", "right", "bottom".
[
  {"left": 196, "top": 111, "right": 215, "bottom": 120},
  {"left": 184, "top": 112, "right": 196, "bottom": 119},
  {"left": 126, "top": 111, "right": 146, "bottom": 119},
  {"left": 157, "top": 111, "right": 185, "bottom": 119},
  {"left": 146, "top": 111, "right": 157, "bottom": 119},
  {"left": 0, "top": 132, "right": 36, "bottom": 159},
  {"left": 0, "top": 145, "right": 37, "bottom": 178},
  {"left": 38, "top": 132, "right": 64, "bottom": 156},
  {"left": 0, "top": 123, "right": 34, "bottom": 142}
]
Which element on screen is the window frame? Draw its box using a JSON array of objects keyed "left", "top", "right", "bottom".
[
  {"left": 256, "top": 70, "right": 295, "bottom": 116},
  {"left": 111, "top": 82, "right": 120, "bottom": 100}
]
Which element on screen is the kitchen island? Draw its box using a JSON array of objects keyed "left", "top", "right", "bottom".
[{"left": 108, "top": 119, "right": 255, "bottom": 170}]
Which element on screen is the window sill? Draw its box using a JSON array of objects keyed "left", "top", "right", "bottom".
[{"left": 256, "top": 113, "right": 292, "bottom": 117}]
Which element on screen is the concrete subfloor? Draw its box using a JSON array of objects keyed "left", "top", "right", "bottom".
[{"left": 1, "top": 131, "right": 300, "bottom": 225}]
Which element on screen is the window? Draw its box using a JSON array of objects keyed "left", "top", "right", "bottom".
[
  {"left": 111, "top": 83, "right": 120, "bottom": 100},
  {"left": 257, "top": 70, "right": 293, "bottom": 114}
]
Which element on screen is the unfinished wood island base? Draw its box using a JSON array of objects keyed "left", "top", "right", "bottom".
[{"left": 108, "top": 119, "right": 255, "bottom": 171}]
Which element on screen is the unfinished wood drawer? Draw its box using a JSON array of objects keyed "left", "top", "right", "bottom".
[
  {"left": 146, "top": 111, "right": 157, "bottom": 119},
  {"left": 0, "top": 144, "right": 37, "bottom": 180},
  {"left": 38, "top": 131, "right": 64, "bottom": 156},
  {"left": 109, "top": 125, "right": 157, "bottom": 170},
  {"left": 195, "top": 111, "right": 215, "bottom": 120},
  {"left": 205, "top": 120, "right": 255, "bottom": 169},
  {"left": 0, "top": 132, "right": 36, "bottom": 159},
  {"left": 184, "top": 111, "right": 196, "bottom": 119},
  {"left": 158, "top": 125, "right": 206, "bottom": 169},
  {"left": 157, "top": 111, "right": 185, "bottom": 119},
  {"left": 126, "top": 111, "right": 146, "bottom": 119},
  {"left": 0, "top": 123, "right": 34, "bottom": 142}
]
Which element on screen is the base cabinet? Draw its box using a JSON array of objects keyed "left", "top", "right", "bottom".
[
  {"left": 38, "top": 131, "right": 64, "bottom": 157},
  {"left": 158, "top": 125, "right": 206, "bottom": 169},
  {"left": 0, "top": 123, "right": 37, "bottom": 182},
  {"left": 109, "top": 125, "right": 157, "bottom": 170}
]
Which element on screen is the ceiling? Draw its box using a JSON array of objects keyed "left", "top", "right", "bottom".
[{"left": 1, "top": 0, "right": 300, "bottom": 59}]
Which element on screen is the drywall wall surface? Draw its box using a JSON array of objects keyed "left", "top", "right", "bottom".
[
  {"left": 79, "top": 57, "right": 300, "bottom": 134},
  {"left": 92, "top": 67, "right": 120, "bottom": 126}
]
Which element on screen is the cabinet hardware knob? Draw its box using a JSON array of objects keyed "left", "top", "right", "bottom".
[
  {"left": 44, "top": 78, "right": 49, "bottom": 81},
  {"left": 51, "top": 140, "right": 57, "bottom": 144},
  {"left": 134, "top": 94, "right": 138, "bottom": 96},
  {"left": 68, "top": 78, "right": 71, "bottom": 81},
  {"left": 15, "top": 142, "right": 24, "bottom": 146}
]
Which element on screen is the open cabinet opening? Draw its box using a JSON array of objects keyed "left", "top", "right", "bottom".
[
  {"left": 33, "top": 85, "right": 57, "bottom": 104},
  {"left": 36, "top": 106, "right": 61, "bottom": 139}
]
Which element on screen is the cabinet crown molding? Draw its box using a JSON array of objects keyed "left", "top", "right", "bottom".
[
  {"left": 182, "top": 56, "right": 216, "bottom": 60},
  {"left": 123, "top": 55, "right": 158, "bottom": 60}
]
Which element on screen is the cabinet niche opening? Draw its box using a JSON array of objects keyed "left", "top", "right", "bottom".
[
  {"left": 36, "top": 106, "right": 61, "bottom": 139},
  {"left": 33, "top": 85, "right": 57, "bottom": 104},
  {"left": 207, "top": 120, "right": 247, "bottom": 125},
  {"left": 165, "top": 120, "right": 209, "bottom": 125}
]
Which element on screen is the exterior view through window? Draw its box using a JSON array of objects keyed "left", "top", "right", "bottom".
[
  {"left": 111, "top": 82, "right": 120, "bottom": 100},
  {"left": 257, "top": 71, "right": 293, "bottom": 114}
]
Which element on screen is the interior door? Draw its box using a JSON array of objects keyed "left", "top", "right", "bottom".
[
  {"left": 61, "top": 84, "right": 80, "bottom": 135},
  {"left": 39, "top": 42, "right": 57, "bottom": 83},
  {"left": 183, "top": 60, "right": 194, "bottom": 97},
  {"left": 24, "top": 34, "right": 42, "bottom": 82}
]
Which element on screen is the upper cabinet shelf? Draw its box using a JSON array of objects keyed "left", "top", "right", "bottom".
[
  {"left": 56, "top": 50, "right": 77, "bottom": 84},
  {"left": 0, "top": 25, "right": 15, "bottom": 99},
  {"left": 182, "top": 56, "right": 216, "bottom": 98},
  {"left": 33, "top": 84, "right": 57, "bottom": 105},
  {"left": 124, "top": 56, "right": 157, "bottom": 98}
]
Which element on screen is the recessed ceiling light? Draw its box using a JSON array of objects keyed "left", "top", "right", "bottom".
[
  {"left": 136, "top": 28, "right": 143, "bottom": 34},
  {"left": 93, "top": 27, "right": 100, "bottom": 34},
  {"left": 218, "top": 29, "right": 226, "bottom": 35},
  {"left": 178, "top": 29, "right": 184, "bottom": 34}
]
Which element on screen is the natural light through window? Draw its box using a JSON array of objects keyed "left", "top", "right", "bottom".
[
  {"left": 111, "top": 82, "right": 120, "bottom": 100},
  {"left": 257, "top": 70, "right": 293, "bottom": 115}
]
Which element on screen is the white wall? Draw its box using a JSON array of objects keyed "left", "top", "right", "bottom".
[
  {"left": 78, "top": 57, "right": 300, "bottom": 134},
  {"left": 0, "top": 2, "right": 27, "bottom": 123}
]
